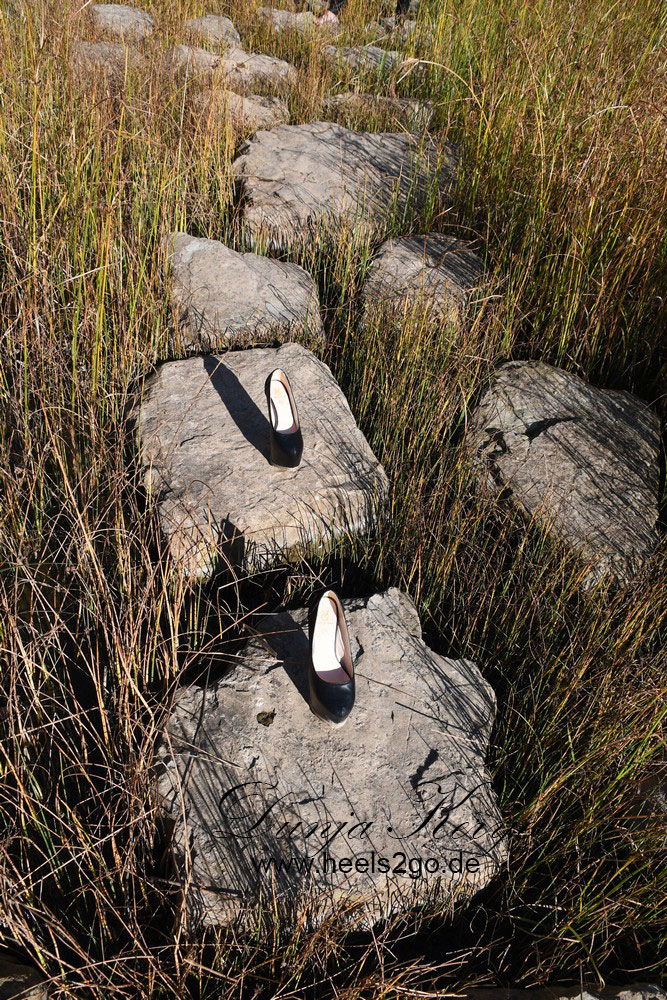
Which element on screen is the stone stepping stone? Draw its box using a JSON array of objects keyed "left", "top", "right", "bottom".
[
  {"left": 68, "top": 40, "right": 145, "bottom": 84},
  {"left": 467, "top": 361, "right": 661, "bottom": 587},
  {"left": 258, "top": 6, "right": 338, "bottom": 37},
  {"left": 88, "top": 3, "right": 154, "bottom": 40},
  {"left": 157, "top": 588, "right": 507, "bottom": 927},
  {"left": 361, "top": 235, "right": 485, "bottom": 328},
  {"left": 193, "top": 88, "right": 289, "bottom": 134},
  {"left": 186, "top": 14, "right": 241, "bottom": 47},
  {"left": 135, "top": 343, "right": 388, "bottom": 578},
  {"left": 166, "top": 44, "right": 297, "bottom": 91},
  {"left": 322, "top": 43, "right": 401, "bottom": 75},
  {"left": 232, "top": 122, "right": 460, "bottom": 250},
  {"left": 322, "top": 92, "right": 433, "bottom": 131},
  {"left": 165, "top": 232, "right": 324, "bottom": 353}
]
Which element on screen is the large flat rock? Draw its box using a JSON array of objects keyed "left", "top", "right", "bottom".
[
  {"left": 135, "top": 343, "right": 388, "bottom": 577},
  {"left": 467, "top": 361, "right": 661, "bottom": 587},
  {"left": 88, "top": 3, "right": 154, "bottom": 40},
  {"left": 361, "top": 235, "right": 485, "bottom": 327},
  {"left": 166, "top": 44, "right": 297, "bottom": 90},
  {"left": 232, "top": 122, "right": 460, "bottom": 250},
  {"left": 186, "top": 14, "right": 241, "bottom": 47},
  {"left": 193, "top": 87, "right": 289, "bottom": 134},
  {"left": 157, "top": 589, "right": 507, "bottom": 927},
  {"left": 165, "top": 232, "right": 323, "bottom": 352}
]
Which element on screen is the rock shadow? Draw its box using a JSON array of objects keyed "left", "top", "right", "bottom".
[
  {"left": 203, "top": 354, "right": 272, "bottom": 463},
  {"left": 254, "top": 610, "right": 311, "bottom": 707}
]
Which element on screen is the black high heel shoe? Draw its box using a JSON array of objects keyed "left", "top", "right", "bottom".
[
  {"left": 308, "top": 590, "right": 355, "bottom": 726},
  {"left": 264, "top": 369, "right": 303, "bottom": 468}
]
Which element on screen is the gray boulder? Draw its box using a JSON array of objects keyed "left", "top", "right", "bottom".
[
  {"left": 232, "top": 121, "right": 460, "bottom": 250},
  {"left": 165, "top": 232, "right": 324, "bottom": 353},
  {"left": 258, "top": 6, "right": 338, "bottom": 37},
  {"left": 157, "top": 588, "right": 507, "bottom": 927},
  {"left": 192, "top": 88, "right": 289, "bottom": 134},
  {"left": 322, "top": 43, "right": 401, "bottom": 75},
  {"left": 361, "top": 235, "right": 485, "bottom": 328},
  {"left": 166, "top": 44, "right": 297, "bottom": 90},
  {"left": 467, "top": 361, "right": 661, "bottom": 587},
  {"left": 68, "top": 40, "right": 145, "bottom": 84},
  {"left": 88, "top": 3, "right": 154, "bottom": 40},
  {"left": 322, "top": 92, "right": 433, "bottom": 131},
  {"left": 135, "top": 343, "right": 388, "bottom": 578},
  {"left": 186, "top": 14, "right": 241, "bottom": 47},
  {"left": 165, "top": 44, "right": 220, "bottom": 81}
]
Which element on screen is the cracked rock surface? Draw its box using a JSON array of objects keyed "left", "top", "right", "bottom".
[
  {"left": 233, "top": 122, "right": 459, "bottom": 249},
  {"left": 157, "top": 588, "right": 507, "bottom": 927},
  {"left": 135, "top": 343, "right": 388, "bottom": 577},
  {"left": 361, "top": 235, "right": 485, "bottom": 327},
  {"left": 192, "top": 87, "right": 289, "bottom": 134},
  {"left": 166, "top": 44, "right": 297, "bottom": 90},
  {"left": 186, "top": 14, "right": 241, "bottom": 46},
  {"left": 88, "top": 3, "right": 154, "bottom": 40},
  {"left": 165, "top": 232, "right": 323, "bottom": 352},
  {"left": 467, "top": 361, "right": 661, "bottom": 587}
]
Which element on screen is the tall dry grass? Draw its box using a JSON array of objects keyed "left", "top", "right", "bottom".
[{"left": 0, "top": 0, "right": 665, "bottom": 996}]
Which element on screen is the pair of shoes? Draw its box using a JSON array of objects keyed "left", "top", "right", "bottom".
[
  {"left": 308, "top": 590, "right": 355, "bottom": 726},
  {"left": 264, "top": 374, "right": 353, "bottom": 722},
  {"left": 264, "top": 369, "right": 303, "bottom": 468}
]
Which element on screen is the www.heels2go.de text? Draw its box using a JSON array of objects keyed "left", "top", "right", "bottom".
[{"left": 251, "top": 850, "right": 483, "bottom": 880}]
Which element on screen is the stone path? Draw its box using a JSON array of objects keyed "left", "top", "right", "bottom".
[
  {"left": 361, "top": 234, "right": 485, "bottom": 328},
  {"left": 68, "top": 0, "right": 661, "bottom": 941},
  {"left": 135, "top": 343, "right": 388, "bottom": 578},
  {"left": 165, "top": 232, "right": 324, "bottom": 353},
  {"left": 467, "top": 361, "right": 661, "bottom": 587},
  {"left": 233, "top": 122, "right": 460, "bottom": 249},
  {"left": 71, "top": 5, "right": 297, "bottom": 115},
  {"left": 157, "top": 589, "right": 507, "bottom": 927}
]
